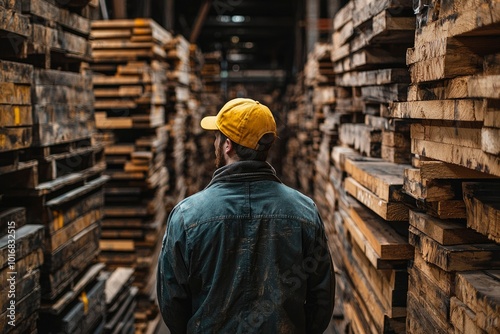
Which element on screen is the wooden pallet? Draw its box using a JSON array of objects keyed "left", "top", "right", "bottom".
[{"left": 91, "top": 19, "right": 172, "bottom": 62}]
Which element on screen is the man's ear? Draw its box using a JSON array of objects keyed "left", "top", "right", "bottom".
[{"left": 225, "top": 138, "right": 234, "bottom": 155}]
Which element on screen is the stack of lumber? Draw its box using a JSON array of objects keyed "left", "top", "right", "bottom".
[
  {"left": 387, "top": 1, "right": 500, "bottom": 332},
  {"left": 334, "top": 151, "right": 414, "bottom": 333},
  {"left": 200, "top": 51, "right": 221, "bottom": 94},
  {"left": 332, "top": 0, "right": 415, "bottom": 163},
  {"left": 1, "top": 0, "right": 99, "bottom": 70},
  {"left": 37, "top": 263, "right": 107, "bottom": 333},
  {"left": 164, "top": 35, "right": 194, "bottom": 203},
  {"left": 282, "top": 74, "right": 316, "bottom": 196},
  {"left": 0, "top": 208, "right": 43, "bottom": 333},
  {"left": 304, "top": 43, "right": 337, "bottom": 223},
  {"left": 100, "top": 267, "right": 138, "bottom": 334},
  {"left": 1, "top": 2, "right": 108, "bottom": 332},
  {"left": 388, "top": 0, "right": 500, "bottom": 176},
  {"left": 188, "top": 45, "right": 215, "bottom": 192},
  {"left": 401, "top": 162, "right": 500, "bottom": 333},
  {"left": 91, "top": 18, "right": 171, "bottom": 334},
  {"left": 0, "top": 60, "right": 34, "bottom": 173},
  {"left": 0, "top": 2, "right": 31, "bottom": 57}
]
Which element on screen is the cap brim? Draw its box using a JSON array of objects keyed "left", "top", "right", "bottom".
[{"left": 200, "top": 116, "right": 218, "bottom": 130}]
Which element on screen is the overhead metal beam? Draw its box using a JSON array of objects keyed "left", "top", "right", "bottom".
[{"left": 190, "top": 0, "right": 212, "bottom": 43}]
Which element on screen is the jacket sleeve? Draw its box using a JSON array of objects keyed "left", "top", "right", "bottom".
[
  {"left": 304, "top": 212, "right": 336, "bottom": 334},
  {"left": 157, "top": 207, "right": 192, "bottom": 334}
]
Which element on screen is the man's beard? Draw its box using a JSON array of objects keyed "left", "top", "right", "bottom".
[{"left": 215, "top": 140, "right": 226, "bottom": 169}]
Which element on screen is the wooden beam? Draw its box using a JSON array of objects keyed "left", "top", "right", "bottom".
[{"left": 189, "top": 0, "right": 212, "bottom": 44}]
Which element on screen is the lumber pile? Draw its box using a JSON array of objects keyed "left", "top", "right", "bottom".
[
  {"left": 387, "top": 1, "right": 500, "bottom": 333},
  {"left": 388, "top": 0, "right": 500, "bottom": 176},
  {"left": 100, "top": 267, "right": 137, "bottom": 334},
  {"left": 164, "top": 35, "right": 199, "bottom": 202},
  {"left": 332, "top": 0, "right": 415, "bottom": 163},
  {"left": 0, "top": 0, "right": 99, "bottom": 70},
  {"left": 1, "top": 1, "right": 108, "bottom": 332},
  {"left": 0, "top": 208, "right": 43, "bottom": 333},
  {"left": 90, "top": 18, "right": 172, "bottom": 334}
]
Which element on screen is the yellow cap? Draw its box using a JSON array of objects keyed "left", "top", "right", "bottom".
[{"left": 200, "top": 98, "right": 277, "bottom": 150}]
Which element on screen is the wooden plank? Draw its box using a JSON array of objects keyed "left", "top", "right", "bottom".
[
  {"left": 360, "top": 84, "right": 408, "bottom": 103},
  {"left": 463, "top": 182, "right": 500, "bottom": 243},
  {"left": 0, "top": 287, "right": 40, "bottom": 332},
  {"left": 0, "top": 7, "right": 31, "bottom": 37},
  {"left": 43, "top": 223, "right": 100, "bottom": 272},
  {"left": 352, "top": 0, "right": 413, "bottom": 27},
  {"left": 46, "top": 209, "right": 102, "bottom": 252},
  {"left": 482, "top": 127, "right": 500, "bottom": 155},
  {"left": 408, "top": 265, "right": 451, "bottom": 322},
  {"left": 339, "top": 124, "right": 381, "bottom": 157},
  {"left": 450, "top": 296, "right": 484, "bottom": 334},
  {"left": 21, "top": 0, "right": 91, "bottom": 35},
  {"left": 345, "top": 157, "right": 409, "bottom": 201},
  {"left": 345, "top": 177, "right": 409, "bottom": 221},
  {"left": 413, "top": 250, "right": 455, "bottom": 295},
  {"left": 41, "top": 262, "right": 105, "bottom": 315},
  {"left": 412, "top": 138, "right": 500, "bottom": 177},
  {"left": 342, "top": 196, "right": 413, "bottom": 259},
  {"left": 455, "top": 270, "right": 500, "bottom": 333},
  {"left": 409, "top": 210, "right": 490, "bottom": 246},
  {"left": 104, "top": 267, "right": 134, "bottom": 305},
  {"left": 419, "top": 160, "right": 498, "bottom": 180},
  {"left": 0, "top": 207, "right": 26, "bottom": 237},
  {"left": 407, "top": 291, "right": 453, "bottom": 334},
  {"left": 0, "top": 83, "right": 31, "bottom": 105},
  {"left": 0, "top": 224, "right": 44, "bottom": 269},
  {"left": 0, "top": 60, "right": 33, "bottom": 84},
  {"left": 99, "top": 239, "right": 135, "bottom": 252},
  {"left": 0, "top": 127, "right": 32, "bottom": 152},
  {"left": 389, "top": 99, "right": 484, "bottom": 121},
  {"left": 0, "top": 269, "right": 39, "bottom": 314},
  {"left": 411, "top": 122, "right": 482, "bottom": 149},
  {"left": 41, "top": 236, "right": 100, "bottom": 301},
  {"left": 409, "top": 225, "right": 500, "bottom": 271},
  {"left": 333, "top": 1, "right": 353, "bottom": 30},
  {"left": 335, "top": 68, "right": 410, "bottom": 87}
]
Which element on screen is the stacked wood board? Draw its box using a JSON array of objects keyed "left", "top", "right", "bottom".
[
  {"left": 1, "top": 1, "right": 108, "bottom": 332},
  {"left": 332, "top": 0, "right": 415, "bottom": 163},
  {"left": 0, "top": 208, "right": 43, "bottom": 334},
  {"left": 0, "top": 0, "right": 99, "bottom": 70},
  {"left": 100, "top": 267, "right": 137, "bottom": 334},
  {"left": 164, "top": 35, "right": 196, "bottom": 203},
  {"left": 386, "top": 2, "right": 500, "bottom": 332},
  {"left": 188, "top": 45, "right": 215, "bottom": 193},
  {"left": 0, "top": 60, "right": 35, "bottom": 174},
  {"left": 90, "top": 18, "right": 172, "bottom": 334}
]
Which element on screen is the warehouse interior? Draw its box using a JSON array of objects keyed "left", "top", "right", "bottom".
[{"left": 0, "top": 0, "right": 499, "bottom": 333}]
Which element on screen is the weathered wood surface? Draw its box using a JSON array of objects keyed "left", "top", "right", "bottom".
[
  {"left": 340, "top": 195, "right": 413, "bottom": 261},
  {"left": 21, "top": 0, "right": 91, "bottom": 36},
  {"left": 463, "top": 182, "right": 500, "bottom": 243},
  {"left": 0, "top": 224, "right": 44, "bottom": 268},
  {"left": 0, "top": 6, "right": 31, "bottom": 37},
  {"left": 409, "top": 225, "right": 500, "bottom": 272},
  {"left": 339, "top": 124, "right": 381, "bottom": 157},
  {"left": 0, "top": 207, "right": 26, "bottom": 237},
  {"left": 454, "top": 270, "right": 500, "bottom": 333},
  {"left": 389, "top": 99, "right": 484, "bottom": 121},
  {"left": 411, "top": 138, "right": 500, "bottom": 177},
  {"left": 345, "top": 157, "right": 409, "bottom": 201},
  {"left": 345, "top": 177, "right": 409, "bottom": 221},
  {"left": 409, "top": 210, "right": 489, "bottom": 246}
]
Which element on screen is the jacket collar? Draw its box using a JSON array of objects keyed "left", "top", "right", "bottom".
[{"left": 206, "top": 161, "right": 282, "bottom": 188}]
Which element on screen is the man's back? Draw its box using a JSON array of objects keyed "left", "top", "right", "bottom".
[{"left": 157, "top": 161, "right": 335, "bottom": 333}]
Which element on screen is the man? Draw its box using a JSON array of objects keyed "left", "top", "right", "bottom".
[{"left": 157, "top": 98, "right": 335, "bottom": 333}]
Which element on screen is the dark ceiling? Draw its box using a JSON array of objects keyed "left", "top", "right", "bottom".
[{"left": 172, "top": 0, "right": 302, "bottom": 86}]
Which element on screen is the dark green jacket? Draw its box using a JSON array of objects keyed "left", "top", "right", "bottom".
[{"left": 157, "top": 161, "right": 335, "bottom": 333}]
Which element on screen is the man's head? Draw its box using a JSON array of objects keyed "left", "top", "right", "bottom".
[{"left": 201, "top": 98, "right": 277, "bottom": 167}]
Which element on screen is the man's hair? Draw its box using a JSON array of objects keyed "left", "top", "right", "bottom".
[{"left": 219, "top": 131, "right": 274, "bottom": 161}]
